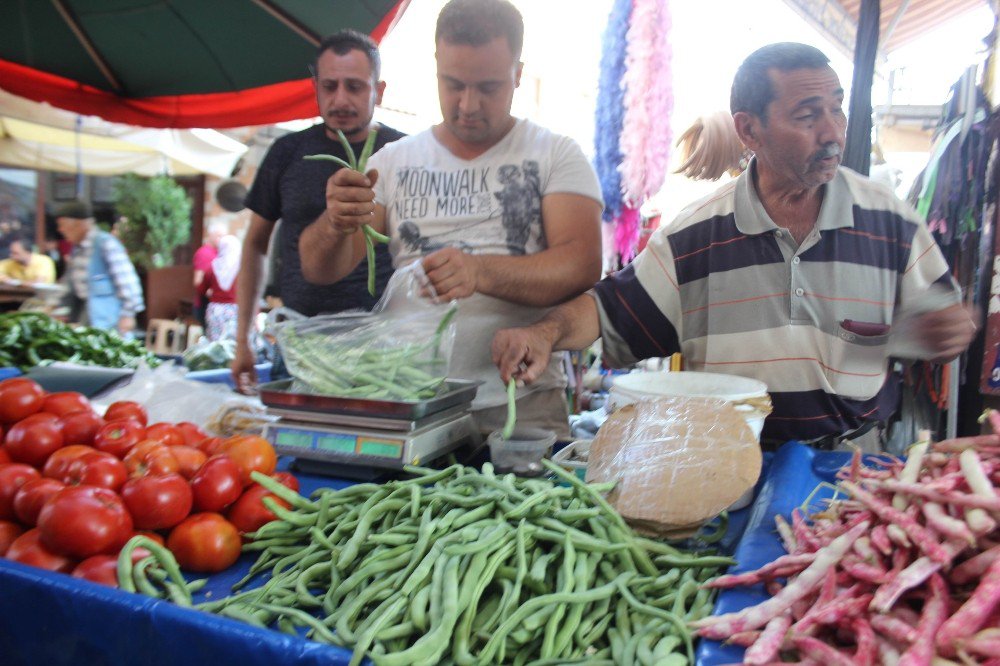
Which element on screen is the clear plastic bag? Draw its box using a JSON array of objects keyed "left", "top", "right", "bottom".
[
  {"left": 93, "top": 361, "right": 267, "bottom": 433},
  {"left": 182, "top": 339, "right": 237, "bottom": 371},
  {"left": 268, "top": 262, "right": 458, "bottom": 401}
]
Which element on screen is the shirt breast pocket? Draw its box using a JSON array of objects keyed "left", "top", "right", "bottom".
[
  {"left": 824, "top": 320, "right": 890, "bottom": 399},
  {"left": 90, "top": 273, "right": 116, "bottom": 297}
]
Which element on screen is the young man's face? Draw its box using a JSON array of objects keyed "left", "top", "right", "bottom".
[
  {"left": 56, "top": 217, "right": 88, "bottom": 244},
  {"left": 738, "top": 65, "right": 847, "bottom": 190},
  {"left": 435, "top": 36, "right": 522, "bottom": 148},
  {"left": 313, "top": 48, "right": 385, "bottom": 143}
]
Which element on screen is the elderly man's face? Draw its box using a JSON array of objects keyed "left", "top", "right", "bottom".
[
  {"left": 9, "top": 241, "right": 30, "bottom": 266},
  {"left": 742, "top": 65, "right": 847, "bottom": 190}
]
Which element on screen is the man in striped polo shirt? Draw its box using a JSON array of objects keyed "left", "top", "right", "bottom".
[{"left": 492, "top": 42, "right": 978, "bottom": 451}]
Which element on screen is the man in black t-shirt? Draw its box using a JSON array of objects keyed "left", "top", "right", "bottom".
[{"left": 232, "top": 29, "right": 405, "bottom": 391}]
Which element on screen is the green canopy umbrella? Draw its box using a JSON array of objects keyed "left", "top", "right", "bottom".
[{"left": 0, "top": 0, "right": 409, "bottom": 128}]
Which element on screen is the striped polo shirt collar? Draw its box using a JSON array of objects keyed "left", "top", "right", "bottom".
[{"left": 734, "top": 160, "right": 855, "bottom": 236}]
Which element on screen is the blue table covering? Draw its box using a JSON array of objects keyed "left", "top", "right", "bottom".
[{"left": 695, "top": 441, "right": 853, "bottom": 665}]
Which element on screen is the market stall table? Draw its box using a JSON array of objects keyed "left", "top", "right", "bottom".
[
  {"left": 0, "top": 450, "right": 770, "bottom": 666},
  {"left": 0, "top": 282, "right": 36, "bottom": 309},
  {"left": 0, "top": 464, "right": 357, "bottom": 666}
]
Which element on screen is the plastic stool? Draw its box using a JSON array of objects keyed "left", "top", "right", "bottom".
[{"left": 145, "top": 319, "right": 186, "bottom": 355}]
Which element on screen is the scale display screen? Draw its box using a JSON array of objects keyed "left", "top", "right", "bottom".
[
  {"left": 271, "top": 425, "right": 403, "bottom": 460},
  {"left": 275, "top": 430, "right": 313, "bottom": 449}
]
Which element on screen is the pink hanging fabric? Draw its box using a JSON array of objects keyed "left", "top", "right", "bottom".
[{"left": 615, "top": 0, "right": 673, "bottom": 260}]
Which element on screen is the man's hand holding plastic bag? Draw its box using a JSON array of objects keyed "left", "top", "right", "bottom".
[{"left": 268, "top": 262, "right": 459, "bottom": 401}]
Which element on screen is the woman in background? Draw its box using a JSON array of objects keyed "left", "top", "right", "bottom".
[{"left": 198, "top": 235, "right": 241, "bottom": 341}]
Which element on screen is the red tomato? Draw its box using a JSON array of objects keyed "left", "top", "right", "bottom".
[
  {"left": 0, "top": 519, "right": 24, "bottom": 555},
  {"left": 189, "top": 455, "right": 243, "bottom": 512},
  {"left": 71, "top": 554, "right": 120, "bottom": 586},
  {"left": 175, "top": 422, "right": 208, "bottom": 447},
  {"left": 63, "top": 451, "right": 128, "bottom": 491},
  {"left": 93, "top": 420, "right": 146, "bottom": 459},
  {"left": 123, "top": 440, "right": 179, "bottom": 478},
  {"left": 5, "top": 528, "right": 75, "bottom": 572},
  {"left": 0, "top": 377, "right": 45, "bottom": 424},
  {"left": 145, "top": 423, "right": 185, "bottom": 448},
  {"left": 13, "top": 477, "right": 65, "bottom": 526},
  {"left": 0, "top": 446, "right": 9, "bottom": 465},
  {"left": 167, "top": 513, "right": 241, "bottom": 573},
  {"left": 272, "top": 471, "right": 300, "bottom": 493},
  {"left": 103, "top": 401, "right": 148, "bottom": 427},
  {"left": 0, "top": 463, "right": 41, "bottom": 520},
  {"left": 59, "top": 411, "right": 106, "bottom": 447},
  {"left": 41, "top": 392, "right": 91, "bottom": 418},
  {"left": 217, "top": 435, "right": 277, "bottom": 486},
  {"left": 71, "top": 547, "right": 154, "bottom": 587},
  {"left": 170, "top": 445, "right": 207, "bottom": 479},
  {"left": 3, "top": 413, "right": 64, "bottom": 467},
  {"left": 120, "top": 473, "right": 193, "bottom": 530},
  {"left": 194, "top": 436, "right": 224, "bottom": 456},
  {"left": 227, "top": 484, "right": 290, "bottom": 534},
  {"left": 38, "top": 486, "right": 133, "bottom": 558},
  {"left": 134, "top": 530, "right": 165, "bottom": 546},
  {"left": 42, "top": 445, "right": 96, "bottom": 479}
]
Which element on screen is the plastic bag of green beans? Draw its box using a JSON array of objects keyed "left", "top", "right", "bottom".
[{"left": 269, "top": 262, "right": 459, "bottom": 401}]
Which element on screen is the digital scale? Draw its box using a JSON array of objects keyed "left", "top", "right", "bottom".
[{"left": 259, "top": 379, "right": 481, "bottom": 480}]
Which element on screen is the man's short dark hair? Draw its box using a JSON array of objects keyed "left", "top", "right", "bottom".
[
  {"left": 435, "top": 0, "right": 524, "bottom": 60},
  {"left": 53, "top": 199, "right": 93, "bottom": 220},
  {"left": 730, "top": 42, "right": 831, "bottom": 121},
  {"left": 314, "top": 29, "right": 381, "bottom": 81}
]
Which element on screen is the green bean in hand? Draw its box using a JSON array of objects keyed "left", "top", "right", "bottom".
[
  {"left": 502, "top": 378, "right": 517, "bottom": 440},
  {"left": 304, "top": 128, "right": 384, "bottom": 295}
]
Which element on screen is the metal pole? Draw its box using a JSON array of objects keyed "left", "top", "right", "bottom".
[{"left": 946, "top": 357, "right": 960, "bottom": 440}]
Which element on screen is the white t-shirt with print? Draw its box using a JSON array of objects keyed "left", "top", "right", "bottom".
[{"left": 369, "top": 118, "right": 603, "bottom": 409}]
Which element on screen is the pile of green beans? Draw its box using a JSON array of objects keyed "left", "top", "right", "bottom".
[
  {"left": 279, "top": 305, "right": 457, "bottom": 401},
  {"left": 0, "top": 311, "right": 160, "bottom": 371},
  {"left": 194, "top": 460, "right": 732, "bottom": 665}
]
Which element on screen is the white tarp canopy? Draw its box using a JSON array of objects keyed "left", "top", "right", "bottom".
[{"left": 0, "top": 88, "right": 246, "bottom": 178}]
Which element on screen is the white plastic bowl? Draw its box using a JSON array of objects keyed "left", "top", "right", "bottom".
[{"left": 608, "top": 371, "right": 769, "bottom": 440}]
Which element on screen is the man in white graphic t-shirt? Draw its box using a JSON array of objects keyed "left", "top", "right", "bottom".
[{"left": 300, "top": 0, "right": 603, "bottom": 437}]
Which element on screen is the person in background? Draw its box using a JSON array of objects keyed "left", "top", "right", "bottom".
[
  {"left": 0, "top": 194, "right": 25, "bottom": 260},
  {"left": 231, "top": 29, "right": 406, "bottom": 392},
  {"left": 492, "top": 42, "right": 977, "bottom": 452},
  {"left": 55, "top": 200, "right": 144, "bottom": 337},
  {"left": 0, "top": 235, "right": 56, "bottom": 284},
  {"left": 299, "top": 0, "right": 603, "bottom": 438},
  {"left": 198, "top": 235, "right": 241, "bottom": 341},
  {"left": 193, "top": 219, "right": 228, "bottom": 328}
]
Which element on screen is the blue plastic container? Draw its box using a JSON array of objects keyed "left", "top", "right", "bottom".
[
  {"left": 187, "top": 362, "right": 271, "bottom": 389},
  {"left": 0, "top": 367, "right": 23, "bottom": 381}
]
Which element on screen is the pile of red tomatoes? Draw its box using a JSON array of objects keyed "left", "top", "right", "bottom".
[{"left": 0, "top": 377, "right": 295, "bottom": 585}]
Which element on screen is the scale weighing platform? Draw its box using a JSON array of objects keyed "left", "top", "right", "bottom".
[{"left": 259, "top": 379, "right": 481, "bottom": 480}]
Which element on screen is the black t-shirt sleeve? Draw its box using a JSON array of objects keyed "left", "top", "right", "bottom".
[{"left": 244, "top": 135, "right": 295, "bottom": 222}]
